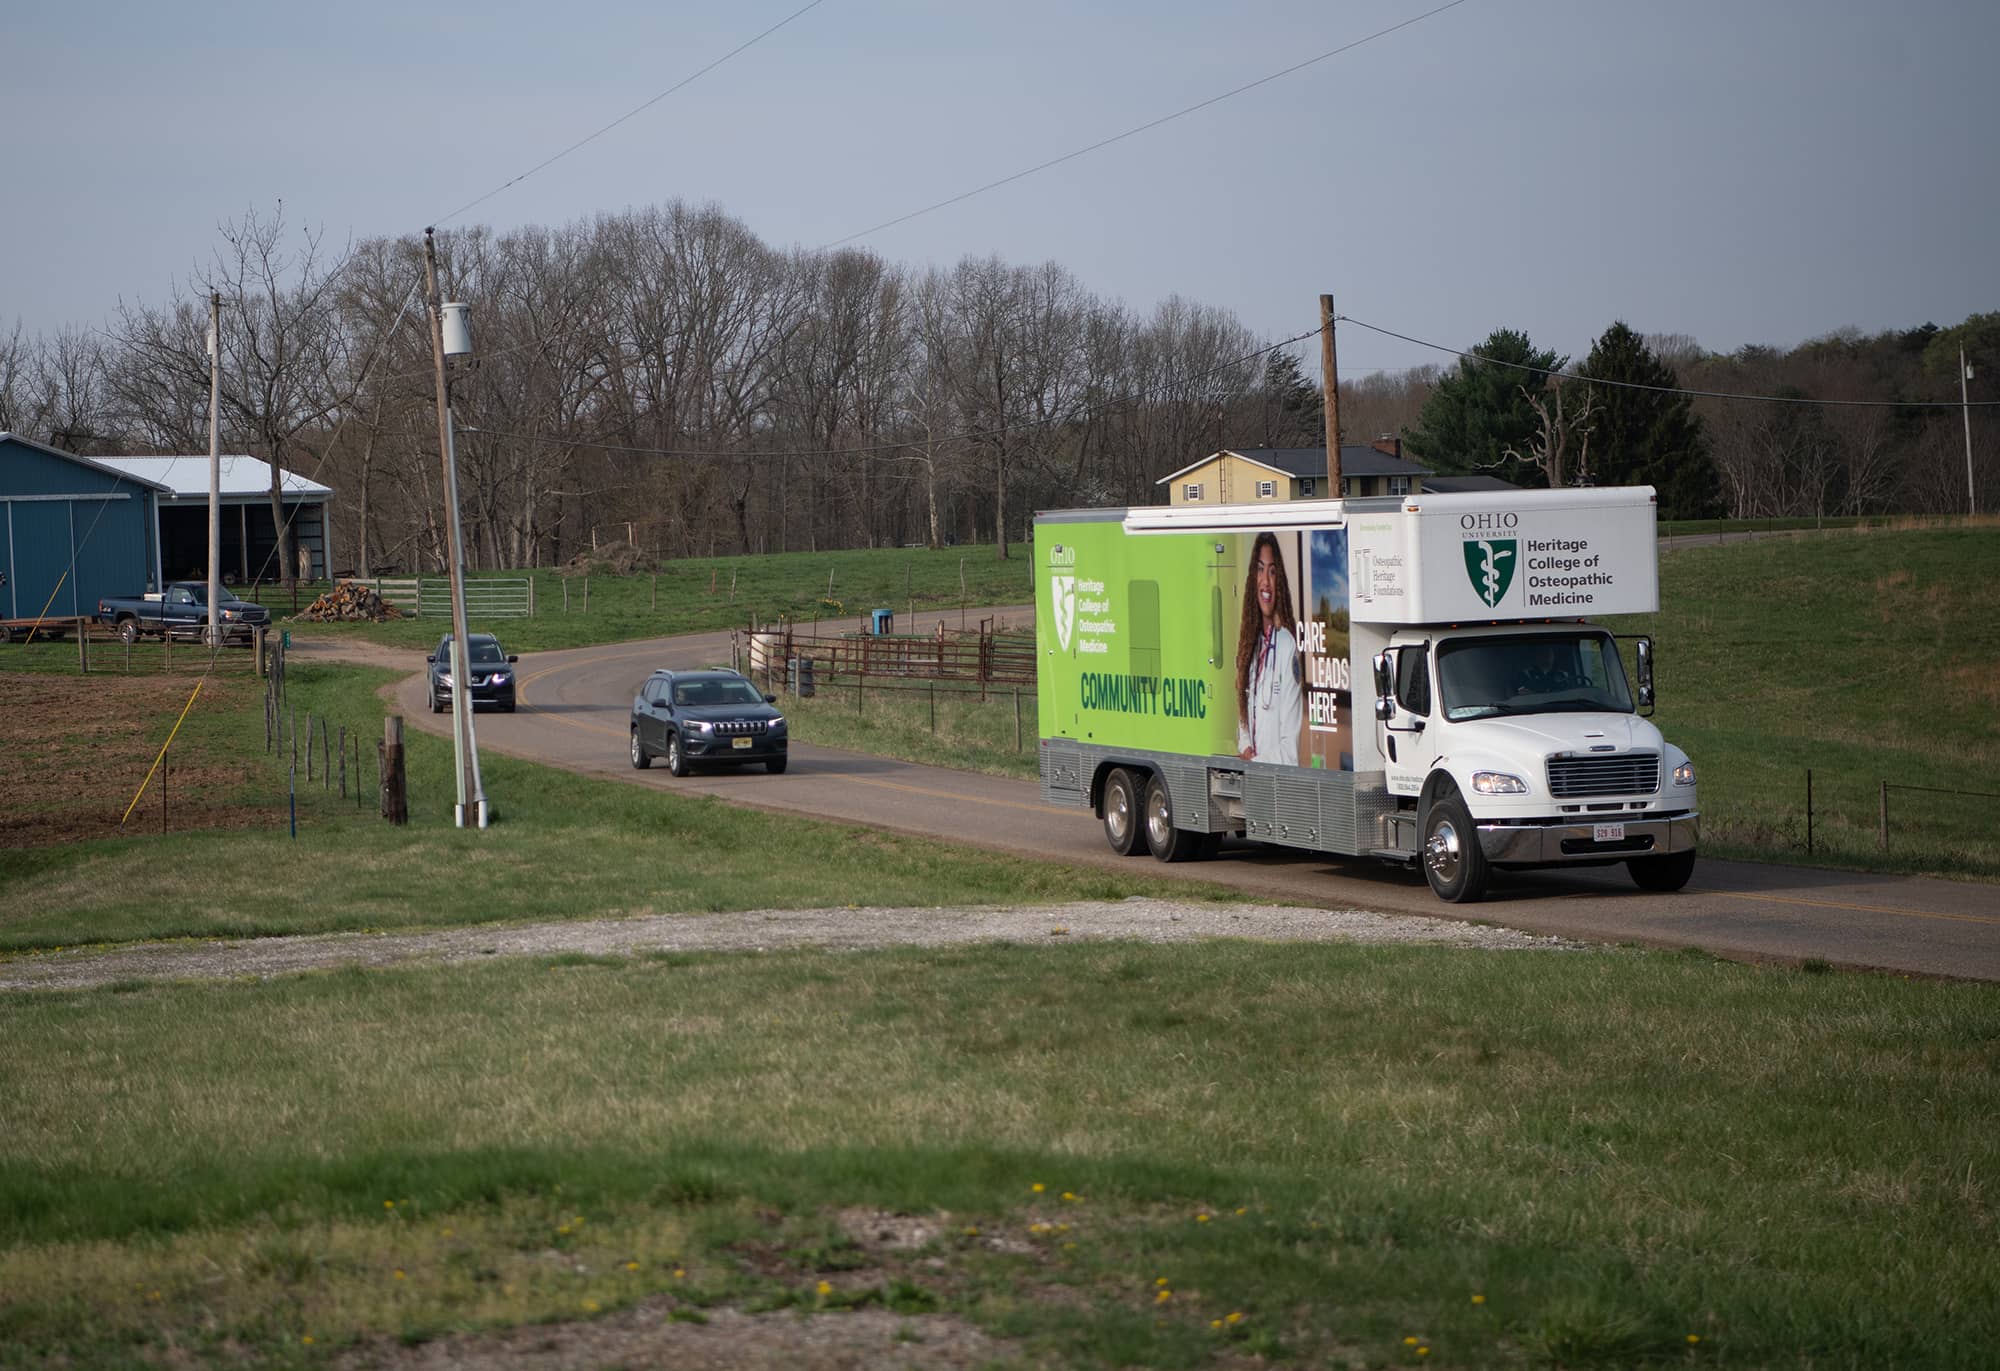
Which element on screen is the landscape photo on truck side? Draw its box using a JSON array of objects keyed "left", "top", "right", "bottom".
[{"left": 1305, "top": 525, "right": 1353, "bottom": 771}]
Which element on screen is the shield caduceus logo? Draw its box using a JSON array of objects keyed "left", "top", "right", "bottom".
[
  {"left": 1463, "top": 538, "right": 1516, "bottom": 608},
  {"left": 1051, "top": 575, "right": 1076, "bottom": 651}
]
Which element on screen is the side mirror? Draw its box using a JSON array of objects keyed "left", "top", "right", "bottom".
[
  {"left": 425, "top": 655, "right": 435, "bottom": 663},
  {"left": 507, "top": 654, "right": 519, "bottom": 663},
  {"left": 1635, "top": 638, "right": 1655, "bottom": 711},
  {"left": 1372, "top": 651, "right": 1396, "bottom": 721},
  {"left": 764, "top": 694, "right": 778, "bottom": 704}
]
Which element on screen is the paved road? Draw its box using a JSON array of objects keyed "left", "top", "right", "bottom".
[{"left": 354, "top": 610, "right": 2000, "bottom": 982}]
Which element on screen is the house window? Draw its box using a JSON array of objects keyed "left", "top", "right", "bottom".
[
  {"left": 1256, "top": 480, "right": 1276, "bottom": 498},
  {"left": 1390, "top": 477, "right": 1410, "bottom": 497},
  {"left": 1183, "top": 483, "right": 1203, "bottom": 502},
  {"left": 1298, "top": 478, "right": 1316, "bottom": 496}
]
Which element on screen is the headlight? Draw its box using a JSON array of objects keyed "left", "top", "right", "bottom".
[
  {"left": 692, "top": 720, "right": 713, "bottom": 734},
  {"left": 437, "top": 672, "right": 453, "bottom": 687},
  {"left": 488, "top": 672, "right": 510, "bottom": 685},
  {"left": 768, "top": 715, "right": 786, "bottom": 732},
  {"left": 1472, "top": 771, "right": 1528, "bottom": 795},
  {"left": 222, "top": 609, "right": 239, "bottom": 620},
  {"left": 1673, "top": 760, "right": 1696, "bottom": 786}
]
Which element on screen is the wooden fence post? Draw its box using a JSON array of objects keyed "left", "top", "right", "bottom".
[
  {"left": 1878, "top": 781, "right": 1888, "bottom": 852},
  {"left": 382, "top": 717, "right": 408, "bottom": 825},
  {"left": 305, "top": 713, "right": 314, "bottom": 782}
]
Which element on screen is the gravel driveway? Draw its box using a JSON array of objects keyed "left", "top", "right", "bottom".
[{"left": 0, "top": 898, "right": 1575, "bottom": 993}]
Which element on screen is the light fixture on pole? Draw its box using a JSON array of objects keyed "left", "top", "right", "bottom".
[
  {"left": 1962, "top": 348, "right": 1976, "bottom": 517},
  {"left": 423, "top": 227, "right": 489, "bottom": 828}
]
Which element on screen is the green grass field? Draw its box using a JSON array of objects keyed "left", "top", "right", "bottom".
[
  {"left": 1, "top": 943, "right": 1994, "bottom": 1368},
  {"left": 268, "top": 541, "right": 1036, "bottom": 653}
]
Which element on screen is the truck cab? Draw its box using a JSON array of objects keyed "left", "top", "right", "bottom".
[{"left": 1372, "top": 621, "right": 1698, "bottom": 901}]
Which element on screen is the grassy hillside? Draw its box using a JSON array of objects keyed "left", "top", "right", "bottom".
[{"left": 1618, "top": 524, "right": 2000, "bottom": 876}]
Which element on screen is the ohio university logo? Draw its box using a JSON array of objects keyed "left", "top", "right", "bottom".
[
  {"left": 1051, "top": 575, "right": 1076, "bottom": 651},
  {"left": 1463, "top": 538, "right": 1516, "bottom": 607}
]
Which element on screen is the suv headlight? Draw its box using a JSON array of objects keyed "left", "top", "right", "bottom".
[
  {"left": 1673, "top": 760, "right": 1696, "bottom": 786},
  {"left": 692, "top": 720, "right": 713, "bottom": 734},
  {"left": 768, "top": 715, "right": 786, "bottom": 733},
  {"left": 1472, "top": 771, "right": 1528, "bottom": 795},
  {"left": 488, "top": 672, "right": 510, "bottom": 686},
  {"left": 437, "top": 671, "right": 453, "bottom": 687}
]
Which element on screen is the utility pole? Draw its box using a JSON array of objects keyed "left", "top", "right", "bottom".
[
  {"left": 423, "top": 228, "right": 488, "bottom": 828},
  {"left": 207, "top": 291, "right": 222, "bottom": 648},
  {"left": 1319, "top": 294, "right": 1342, "bottom": 501},
  {"left": 1962, "top": 348, "right": 1976, "bottom": 517}
]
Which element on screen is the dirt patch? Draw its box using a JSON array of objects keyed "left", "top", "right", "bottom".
[
  {"left": 0, "top": 672, "right": 271, "bottom": 846},
  {"left": 333, "top": 1301, "right": 1014, "bottom": 1370}
]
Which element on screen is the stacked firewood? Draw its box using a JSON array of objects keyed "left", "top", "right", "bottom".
[{"left": 294, "top": 581, "right": 405, "bottom": 622}]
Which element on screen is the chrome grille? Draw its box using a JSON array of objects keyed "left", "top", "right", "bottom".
[
  {"left": 1547, "top": 751, "right": 1659, "bottom": 798},
  {"left": 714, "top": 720, "right": 767, "bottom": 736}
]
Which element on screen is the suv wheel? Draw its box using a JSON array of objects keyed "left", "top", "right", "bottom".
[
  {"left": 667, "top": 731, "right": 689, "bottom": 777},
  {"left": 630, "top": 728, "right": 651, "bottom": 770}
]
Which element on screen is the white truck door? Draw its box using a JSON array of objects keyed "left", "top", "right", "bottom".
[{"left": 1379, "top": 640, "right": 1439, "bottom": 798}]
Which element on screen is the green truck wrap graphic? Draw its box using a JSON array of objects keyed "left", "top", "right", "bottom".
[{"left": 1037, "top": 518, "right": 1353, "bottom": 770}]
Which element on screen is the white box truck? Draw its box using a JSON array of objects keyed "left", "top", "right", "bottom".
[{"left": 1034, "top": 486, "right": 1697, "bottom": 902}]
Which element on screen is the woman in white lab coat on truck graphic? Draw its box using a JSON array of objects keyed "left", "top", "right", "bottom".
[{"left": 1235, "top": 531, "right": 1303, "bottom": 765}]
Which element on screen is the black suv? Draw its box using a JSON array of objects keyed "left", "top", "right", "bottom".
[
  {"left": 631, "top": 668, "right": 788, "bottom": 775},
  {"left": 426, "top": 633, "right": 519, "bottom": 713}
]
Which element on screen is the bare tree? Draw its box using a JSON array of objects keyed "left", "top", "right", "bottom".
[{"left": 1502, "top": 379, "right": 1598, "bottom": 488}]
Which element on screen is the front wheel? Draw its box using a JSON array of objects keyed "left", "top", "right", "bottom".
[
  {"left": 1628, "top": 849, "right": 1696, "bottom": 892},
  {"left": 630, "top": 729, "right": 651, "bottom": 770},
  {"left": 1144, "top": 774, "right": 1202, "bottom": 863},
  {"left": 1101, "top": 768, "right": 1146, "bottom": 856},
  {"left": 766, "top": 756, "right": 788, "bottom": 775},
  {"left": 666, "top": 731, "right": 689, "bottom": 777},
  {"left": 1421, "top": 789, "right": 1489, "bottom": 903}
]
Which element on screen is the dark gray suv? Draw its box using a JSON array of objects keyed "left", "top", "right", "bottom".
[{"left": 630, "top": 669, "right": 788, "bottom": 776}]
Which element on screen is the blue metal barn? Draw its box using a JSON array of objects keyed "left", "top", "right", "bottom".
[{"left": 0, "top": 433, "right": 166, "bottom": 622}]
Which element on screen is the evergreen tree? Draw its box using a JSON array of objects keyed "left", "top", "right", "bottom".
[
  {"left": 1402, "top": 329, "right": 1562, "bottom": 484},
  {"left": 1577, "top": 321, "right": 1722, "bottom": 518},
  {"left": 1257, "top": 350, "right": 1322, "bottom": 447}
]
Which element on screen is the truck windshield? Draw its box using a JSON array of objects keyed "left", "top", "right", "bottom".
[{"left": 1435, "top": 633, "right": 1634, "bottom": 721}]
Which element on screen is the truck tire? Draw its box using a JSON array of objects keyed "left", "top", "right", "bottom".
[
  {"left": 630, "top": 728, "right": 651, "bottom": 770},
  {"left": 1101, "top": 767, "right": 1146, "bottom": 856},
  {"left": 1628, "top": 849, "right": 1696, "bottom": 892},
  {"left": 117, "top": 618, "right": 139, "bottom": 646},
  {"left": 1144, "top": 774, "right": 1202, "bottom": 863},
  {"left": 1421, "top": 787, "right": 1489, "bottom": 903}
]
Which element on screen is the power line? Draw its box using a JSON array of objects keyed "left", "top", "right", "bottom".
[
  {"left": 1337, "top": 314, "right": 2000, "bottom": 410},
  {"left": 462, "top": 325, "right": 1326, "bottom": 463},
  {"left": 436, "top": 0, "right": 832, "bottom": 227},
  {"left": 822, "top": 0, "right": 1474, "bottom": 248}
]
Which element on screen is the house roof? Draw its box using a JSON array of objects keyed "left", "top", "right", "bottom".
[
  {"left": 1156, "top": 446, "right": 1434, "bottom": 485},
  {"left": 0, "top": 432, "right": 176, "bottom": 492},
  {"left": 87, "top": 455, "right": 332, "bottom": 500},
  {"left": 1418, "top": 474, "right": 1520, "bottom": 494}
]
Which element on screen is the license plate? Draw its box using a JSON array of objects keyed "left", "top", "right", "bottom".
[
  {"left": 732, "top": 736, "right": 753, "bottom": 750},
  {"left": 1593, "top": 822, "right": 1626, "bottom": 843}
]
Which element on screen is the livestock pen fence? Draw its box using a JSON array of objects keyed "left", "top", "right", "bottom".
[{"left": 733, "top": 616, "right": 1039, "bottom": 750}]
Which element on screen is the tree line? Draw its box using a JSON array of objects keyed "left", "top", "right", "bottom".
[{"left": 1, "top": 201, "right": 1990, "bottom": 583}]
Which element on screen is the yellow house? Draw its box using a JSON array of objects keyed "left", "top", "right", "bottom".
[{"left": 1155, "top": 440, "right": 1434, "bottom": 506}]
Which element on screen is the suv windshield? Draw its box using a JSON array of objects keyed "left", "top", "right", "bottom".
[
  {"left": 1435, "top": 632, "right": 1633, "bottom": 721},
  {"left": 674, "top": 677, "right": 764, "bottom": 707},
  {"left": 440, "top": 639, "right": 507, "bottom": 665}
]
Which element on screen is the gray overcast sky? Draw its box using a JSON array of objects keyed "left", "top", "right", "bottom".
[{"left": 5, "top": 0, "right": 1994, "bottom": 379}]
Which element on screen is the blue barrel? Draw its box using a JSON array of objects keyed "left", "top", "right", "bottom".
[{"left": 870, "top": 608, "right": 893, "bottom": 635}]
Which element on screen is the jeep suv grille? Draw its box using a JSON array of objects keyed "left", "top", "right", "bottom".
[
  {"left": 714, "top": 720, "right": 767, "bottom": 736},
  {"left": 1548, "top": 751, "right": 1659, "bottom": 798}
]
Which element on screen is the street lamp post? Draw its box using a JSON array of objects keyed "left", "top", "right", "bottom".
[{"left": 423, "top": 227, "right": 488, "bottom": 828}]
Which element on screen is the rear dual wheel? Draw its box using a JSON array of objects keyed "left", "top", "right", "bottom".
[{"left": 1102, "top": 768, "right": 1145, "bottom": 856}]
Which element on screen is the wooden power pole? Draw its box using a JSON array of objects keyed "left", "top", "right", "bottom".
[{"left": 1320, "top": 294, "right": 1342, "bottom": 500}]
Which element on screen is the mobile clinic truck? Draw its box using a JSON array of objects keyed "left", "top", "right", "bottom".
[{"left": 1034, "top": 486, "right": 1698, "bottom": 902}]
